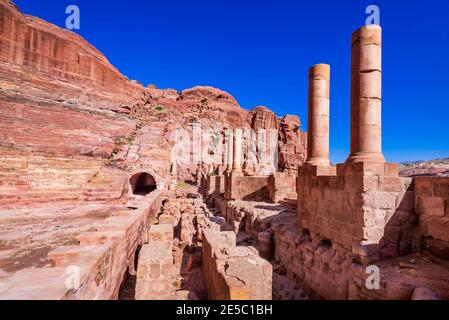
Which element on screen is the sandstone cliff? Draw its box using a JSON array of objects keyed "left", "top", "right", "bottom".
[{"left": 0, "top": 0, "right": 306, "bottom": 208}]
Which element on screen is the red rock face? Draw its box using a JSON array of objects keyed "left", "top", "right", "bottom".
[
  {"left": 278, "top": 115, "right": 307, "bottom": 172},
  {"left": 0, "top": 0, "right": 306, "bottom": 208},
  {"left": 248, "top": 106, "right": 279, "bottom": 130}
]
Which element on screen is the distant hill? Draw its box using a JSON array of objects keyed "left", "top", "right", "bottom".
[{"left": 399, "top": 158, "right": 449, "bottom": 177}]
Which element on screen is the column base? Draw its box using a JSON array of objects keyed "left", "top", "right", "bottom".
[
  {"left": 230, "top": 171, "right": 244, "bottom": 177},
  {"left": 346, "top": 152, "right": 385, "bottom": 164},
  {"left": 305, "top": 158, "right": 331, "bottom": 167},
  {"left": 299, "top": 164, "right": 336, "bottom": 176},
  {"left": 337, "top": 161, "right": 398, "bottom": 177}
]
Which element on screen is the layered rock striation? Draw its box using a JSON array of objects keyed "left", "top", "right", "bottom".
[{"left": 0, "top": 0, "right": 306, "bottom": 208}]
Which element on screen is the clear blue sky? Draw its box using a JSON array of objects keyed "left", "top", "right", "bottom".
[{"left": 14, "top": 0, "right": 449, "bottom": 163}]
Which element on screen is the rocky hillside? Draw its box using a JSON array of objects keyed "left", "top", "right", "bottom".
[
  {"left": 0, "top": 0, "right": 306, "bottom": 208},
  {"left": 399, "top": 158, "right": 449, "bottom": 177}
]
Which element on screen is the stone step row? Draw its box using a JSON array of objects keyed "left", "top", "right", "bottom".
[{"left": 0, "top": 190, "right": 166, "bottom": 300}]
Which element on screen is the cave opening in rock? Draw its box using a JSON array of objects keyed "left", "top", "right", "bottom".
[{"left": 130, "top": 172, "right": 157, "bottom": 196}]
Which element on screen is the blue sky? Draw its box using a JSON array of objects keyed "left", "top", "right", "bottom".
[{"left": 14, "top": 0, "right": 449, "bottom": 163}]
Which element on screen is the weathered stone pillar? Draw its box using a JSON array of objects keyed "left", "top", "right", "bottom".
[
  {"left": 347, "top": 25, "right": 385, "bottom": 163},
  {"left": 169, "top": 162, "right": 177, "bottom": 191},
  {"left": 306, "top": 64, "right": 330, "bottom": 167},
  {"left": 232, "top": 128, "right": 243, "bottom": 173},
  {"left": 224, "top": 129, "right": 233, "bottom": 175}
]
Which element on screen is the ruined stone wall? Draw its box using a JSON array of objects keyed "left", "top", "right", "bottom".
[
  {"left": 415, "top": 177, "right": 449, "bottom": 257},
  {"left": 272, "top": 222, "right": 449, "bottom": 300},
  {"left": 205, "top": 175, "right": 225, "bottom": 196},
  {"left": 225, "top": 175, "right": 269, "bottom": 201},
  {"left": 136, "top": 224, "right": 174, "bottom": 300},
  {"left": 268, "top": 172, "right": 297, "bottom": 203},
  {"left": 218, "top": 197, "right": 449, "bottom": 300},
  {"left": 297, "top": 165, "right": 416, "bottom": 261},
  {"left": 202, "top": 230, "right": 272, "bottom": 300}
]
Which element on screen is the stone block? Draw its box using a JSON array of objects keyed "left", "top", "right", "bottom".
[
  {"left": 328, "top": 176, "right": 345, "bottom": 189},
  {"left": 373, "top": 192, "right": 397, "bottom": 210},
  {"left": 379, "top": 176, "right": 404, "bottom": 193},
  {"left": 343, "top": 175, "right": 363, "bottom": 192},
  {"left": 416, "top": 196, "right": 445, "bottom": 217},
  {"left": 396, "top": 210, "right": 415, "bottom": 225},
  {"left": 384, "top": 163, "right": 399, "bottom": 176},
  {"left": 147, "top": 224, "right": 174, "bottom": 243},
  {"left": 396, "top": 191, "right": 415, "bottom": 212},
  {"left": 419, "top": 216, "right": 431, "bottom": 235},
  {"left": 215, "top": 175, "right": 225, "bottom": 194},
  {"left": 135, "top": 280, "right": 173, "bottom": 300},
  {"left": 75, "top": 231, "right": 126, "bottom": 246},
  {"left": 373, "top": 209, "right": 388, "bottom": 226},
  {"left": 0, "top": 268, "right": 70, "bottom": 300},
  {"left": 357, "top": 44, "right": 382, "bottom": 72},
  {"left": 352, "top": 71, "right": 381, "bottom": 99},
  {"left": 363, "top": 227, "right": 384, "bottom": 240},
  {"left": 202, "top": 230, "right": 271, "bottom": 300},
  {"left": 414, "top": 177, "right": 433, "bottom": 197},
  {"left": 432, "top": 178, "right": 449, "bottom": 198},
  {"left": 137, "top": 242, "right": 173, "bottom": 281},
  {"left": 158, "top": 214, "right": 176, "bottom": 226},
  {"left": 228, "top": 176, "right": 269, "bottom": 201},
  {"left": 352, "top": 25, "right": 382, "bottom": 47},
  {"left": 48, "top": 245, "right": 110, "bottom": 268},
  {"left": 337, "top": 162, "right": 396, "bottom": 177},
  {"left": 344, "top": 175, "right": 379, "bottom": 192},
  {"left": 427, "top": 217, "right": 449, "bottom": 242},
  {"left": 426, "top": 238, "right": 449, "bottom": 261},
  {"left": 309, "top": 80, "right": 330, "bottom": 98},
  {"left": 229, "top": 287, "right": 251, "bottom": 300},
  {"left": 402, "top": 177, "right": 414, "bottom": 191}
]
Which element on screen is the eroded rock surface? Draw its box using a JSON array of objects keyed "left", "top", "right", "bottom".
[{"left": 0, "top": 0, "right": 306, "bottom": 210}]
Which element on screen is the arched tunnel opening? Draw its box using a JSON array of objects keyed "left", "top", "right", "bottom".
[{"left": 129, "top": 172, "right": 157, "bottom": 196}]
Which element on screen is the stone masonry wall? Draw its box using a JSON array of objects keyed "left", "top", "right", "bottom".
[
  {"left": 415, "top": 177, "right": 449, "bottom": 258},
  {"left": 135, "top": 224, "right": 175, "bottom": 300},
  {"left": 225, "top": 175, "right": 269, "bottom": 201},
  {"left": 206, "top": 175, "right": 225, "bottom": 196},
  {"left": 218, "top": 198, "right": 449, "bottom": 300},
  {"left": 202, "top": 230, "right": 272, "bottom": 300},
  {"left": 297, "top": 164, "right": 416, "bottom": 262},
  {"left": 268, "top": 172, "right": 297, "bottom": 203}
]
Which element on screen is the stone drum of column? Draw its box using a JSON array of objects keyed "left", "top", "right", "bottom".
[
  {"left": 225, "top": 129, "right": 234, "bottom": 174},
  {"left": 347, "top": 25, "right": 385, "bottom": 163},
  {"left": 233, "top": 128, "right": 243, "bottom": 173},
  {"left": 306, "top": 64, "right": 331, "bottom": 167}
]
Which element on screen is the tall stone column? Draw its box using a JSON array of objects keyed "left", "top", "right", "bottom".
[
  {"left": 232, "top": 128, "right": 243, "bottom": 173},
  {"left": 224, "top": 129, "right": 234, "bottom": 175},
  {"left": 347, "top": 25, "right": 385, "bottom": 163},
  {"left": 306, "top": 64, "right": 330, "bottom": 167}
]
